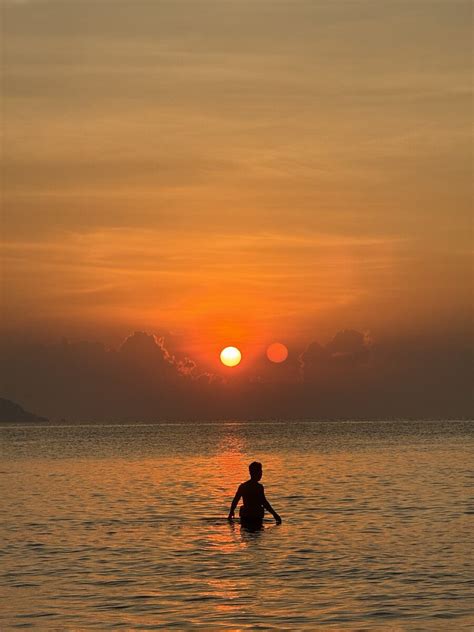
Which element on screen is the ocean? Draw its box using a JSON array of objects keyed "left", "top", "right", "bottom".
[{"left": 1, "top": 420, "right": 473, "bottom": 629}]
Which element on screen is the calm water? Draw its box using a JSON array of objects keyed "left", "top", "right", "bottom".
[{"left": 1, "top": 420, "right": 473, "bottom": 629}]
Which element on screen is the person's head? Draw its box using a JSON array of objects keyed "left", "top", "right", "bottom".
[{"left": 249, "top": 461, "right": 262, "bottom": 481}]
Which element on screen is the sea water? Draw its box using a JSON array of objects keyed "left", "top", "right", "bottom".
[{"left": 1, "top": 420, "right": 473, "bottom": 629}]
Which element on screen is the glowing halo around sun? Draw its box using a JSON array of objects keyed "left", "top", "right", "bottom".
[
  {"left": 266, "top": 342, "right": 289, "bottom": 363},
  {"left": 220, "top": 346, "right": 242, "bottom": 367}
]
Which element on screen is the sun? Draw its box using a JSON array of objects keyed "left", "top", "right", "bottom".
[
  {"left": 267, "top": 342, "right": 288, "bottom": 363},
  {"left": 220, "top": 346, "right": 242, "bottom": 367}
]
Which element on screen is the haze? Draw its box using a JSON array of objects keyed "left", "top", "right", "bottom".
[{"left": 1, "top": 1, "right": 472, "bottom": 419}]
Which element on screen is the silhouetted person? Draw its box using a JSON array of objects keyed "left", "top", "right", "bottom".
[{"left": 228, "top": 461, "right": 281, "bottom": 526}]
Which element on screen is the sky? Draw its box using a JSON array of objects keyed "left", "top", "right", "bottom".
[{"left": 1, "top": 1, "right": 472, "bottom": 419}]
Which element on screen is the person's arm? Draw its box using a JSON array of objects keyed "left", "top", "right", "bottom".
[
  {"left": 263, "top": 492, "right": 282, "bottom": 524},
  {"left": 228, "top": 485, "right": 242, "bottom": 520}
]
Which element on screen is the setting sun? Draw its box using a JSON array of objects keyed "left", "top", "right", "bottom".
[
  {"left": 267, "top": 342, "right": 289, "bottom": 363},
  {"left": 220, "top": 346, "right": 242, "bottom": 367}
]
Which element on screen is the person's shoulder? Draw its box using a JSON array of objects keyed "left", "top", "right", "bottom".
[{"left": 240, "top": 479, "right": 255, "bottom": 490}]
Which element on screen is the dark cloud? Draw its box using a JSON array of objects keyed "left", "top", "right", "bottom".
[
  {"left": 326, "top": 329, "right": 371, "bottom": 361},
  {"left": 300, "top": 341, "right": 329, "bottom": 380},
  {"left": 300, "top": 329, "right": 372, "bottom": 382},
  {"left": 0, "top": 329, "right": 471, "bottom": 422},
  {"left": 0, "top": 332, "right": 201, "bottom": 422},
  {"left": 118, "top": 331, "right": 196, "bottom": 378}
]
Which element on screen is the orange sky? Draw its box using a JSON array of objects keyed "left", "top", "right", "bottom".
[{"left": 2, "top": 1, "right": 472, "bottom": 357}]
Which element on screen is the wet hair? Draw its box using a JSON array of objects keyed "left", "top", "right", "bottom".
[{"left": 249, "top": 461, "right": 262, "bottom": 477}]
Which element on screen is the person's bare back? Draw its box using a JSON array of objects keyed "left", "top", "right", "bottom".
[{"left": 228, "top": 461, "right": 282, "bottom": 524}]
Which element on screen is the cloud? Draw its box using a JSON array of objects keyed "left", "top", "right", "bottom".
[
  {"left": 300, "top": 329, "right": 372, "bottom": 381},
  {"left": 326, "top": 329, "right": 372, "bottom": 363},
  {"left": 299, "top": 341, "right": 328, "bottom": 379},
  {"left": 0, "top": 328, "right": 471, "bottom": 422},
  {"left": 119, "top": 332, "right": 176, "bottom": 373},
  {"left": 0, "top": 332, "right": 204, "bottom": 422}
]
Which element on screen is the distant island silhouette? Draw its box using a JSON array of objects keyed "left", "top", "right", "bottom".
[{"left": 0, "top": 398, "right": 48, "bottom": 423}]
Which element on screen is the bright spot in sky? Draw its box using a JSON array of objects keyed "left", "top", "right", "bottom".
[
  {"left": 220, "top": 346, "right": 242, "bottom": 367},
  {"left": 267, "top": 342, "right": 288, "bottom": 363}
]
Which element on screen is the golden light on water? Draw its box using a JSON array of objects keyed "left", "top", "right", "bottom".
[{"left": 220, "top": 346, "right": 242, "bottom": 367}]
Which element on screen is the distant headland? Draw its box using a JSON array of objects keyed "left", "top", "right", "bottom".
[{"left": 0, "top": 398, "right": 48, "bottom": 423}]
